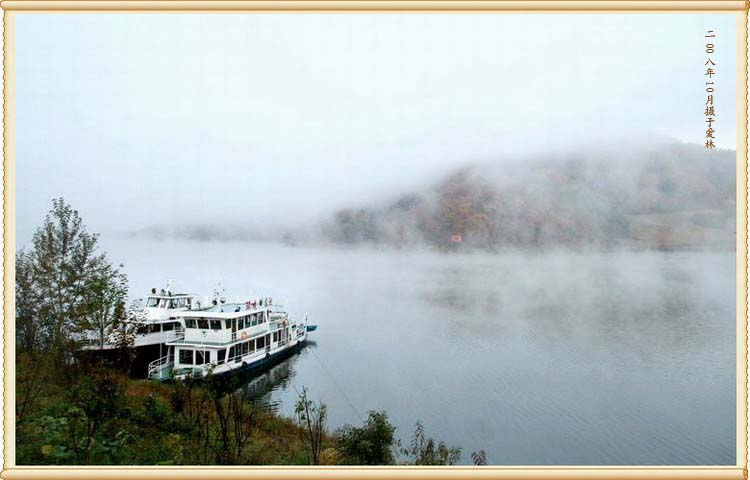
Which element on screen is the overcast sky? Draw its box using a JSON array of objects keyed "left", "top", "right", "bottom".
[{"left": 15, "top": 13, "right": 738, "bottom": 245}]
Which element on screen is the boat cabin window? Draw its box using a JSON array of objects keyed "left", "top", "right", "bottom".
[
  {"left": 218, "top": 349, "right": 226, "bottom": 364},
  {"left": 210, "top": 320, "right": 221, "bottom": 330},
  {"left": 256, "top": 336, "right": 265, "bottom": 349},
  {"left": 196, "top": 351, "right": 210, "bottom": 365},
  {"left": 179, "top": 349, "right": 193, "bottom": 365},
  {"left": 225, "top": 319, "right": 232, "bottom": 329},
  {"left": 146, "top": 297, "right": 160, "bottom": 308},
  {"left": 239, "top": 317, "right": 245, "bottom": 329},
  {"left": 273, "top": 331, "right": 279, "bottom": 342},
  {"left": 185, "top": 319, "right": 196, "bottom": 329},
  {"left": 198, "top": 319, "right": 209, "bottom": 330},
  {"left": 148, "top": 324, "right": 160, "bottom": 333},
  {"left": 163, "top": 322, "right": 175, "bottom": 331},
  {"left": 137, "top": 325, "right": 148, "bottom": 334}
]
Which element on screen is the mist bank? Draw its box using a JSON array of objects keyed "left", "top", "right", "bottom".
[{"left": 131, "top": 141, "right": 736, "bottom": 252}]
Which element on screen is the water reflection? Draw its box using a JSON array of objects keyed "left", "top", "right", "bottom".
[{"left": 235, "top": 341, "right": 316, "bottom": 413}]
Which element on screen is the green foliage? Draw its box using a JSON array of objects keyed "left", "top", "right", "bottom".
[
  {"left": 471, "top": 449, "right": 488, "bottom": 465},
  {"left": 294, "top": 386, "right": 327, "bottom": 465},
  {"left": 16, "top": 363, "right": 336, "bottom": 466},
  {"left": 16, "top": 358, "right": 474, "bottom": 466},
  {"left": 15, "top": 198, "right": 129, "bottom": 364},
  {"left": 39, "top": 413, "right": 80, "bottom": 463},
  {"left": 335, "top": 410, "right": 396, "bottom": 465},
  {"left": 17, "top": 363, "right": 132, "bottom": 465},
  {"left": 16, "top": 352, "right": 51, "bottom": 424},
  {"left": 401, "top": 421, "right": 461, "bottom": 465},
  {"left": 80, "top": 261, "right": 129, "bottom": 351}
]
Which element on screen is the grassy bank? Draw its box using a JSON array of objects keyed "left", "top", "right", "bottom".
[
  {"left": 16, "top": 354, "right": 470, "bottom": 466},
  {"left": 16, "top": 355, "right": 337, "bottom": 465}
]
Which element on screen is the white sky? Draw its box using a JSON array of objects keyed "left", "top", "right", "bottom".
[{"left": 15, "top": 13, "right": 739, "bottom": 244}]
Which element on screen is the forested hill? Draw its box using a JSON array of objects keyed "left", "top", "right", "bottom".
[{"left": 318, "top": 142, "right": 736, "bottom": 251}]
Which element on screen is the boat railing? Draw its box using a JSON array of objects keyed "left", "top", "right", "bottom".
[
  {"left": 137, "top": 328, "right": 183, "bottom": 339},
  {"left": 225, "top": 346, "right": 271, "bottom": 365},
  {"left": 148, "top": 354, "right": 174, "bottom": 380},
  {"left": 167, "top": 329, "right": 184, "bottom": 341}
]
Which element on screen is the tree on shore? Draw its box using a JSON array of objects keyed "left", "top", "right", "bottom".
[
  {"left": 401, "top": 421, "right": 461, "bottom": 465},
  {"left": 295, "top": 386, "right": 327, "bottom": 465},
  {"left": 335, "top": 410, "right": 396, "bottom": 465},
  {"left": 81, "top": 262, "right": 128, "bottom": 351},
  {"left": 15, "top": 198, "right": 129, "bottom": 367}
]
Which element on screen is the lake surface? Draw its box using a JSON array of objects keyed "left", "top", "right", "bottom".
[{"left": 103, "top": 238, "right": 736, "bottom": 465}]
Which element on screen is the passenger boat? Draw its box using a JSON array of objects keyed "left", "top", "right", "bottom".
[
  {"left": 79, "top": 282, "right": 230, "bottom": 377},
  {"left": 78, "top": 283, "right": 208, "bottom": 351},
  {"left": 130, "top": 288, "right": 202, "bottom": 347},
  {"left": 147, "top": 299, "right": 311, "bottom": 380}
]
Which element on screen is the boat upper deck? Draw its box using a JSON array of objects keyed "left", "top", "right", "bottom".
[
  {"left": 174, "top": 301, "right": 292, "bottom": 345},
  {"left": 183, "top": 302, "right": 286, "bottom": 318}
]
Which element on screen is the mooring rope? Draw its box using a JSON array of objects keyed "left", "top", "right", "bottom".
[{"left": 309, "top": 346, "right": 364, "bottom": 423}]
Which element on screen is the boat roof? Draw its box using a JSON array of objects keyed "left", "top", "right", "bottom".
[
  {"left": 167, "top": 339, "right": 229, "bottom": 347},
  {"left": 125, "top": 317, "right": 182, "bottom": 324},
  {"left": 178, "top": 303, "right": 284, "bottom": 319},
  {"left": 147, "top": 293, "right": 198, "bottom": 298}
]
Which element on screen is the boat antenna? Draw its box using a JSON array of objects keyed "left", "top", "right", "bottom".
[{"left": 212, "top": 283, "right": 226, "bottom": 304}]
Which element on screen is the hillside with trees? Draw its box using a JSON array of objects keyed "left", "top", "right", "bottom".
[
  {"left": 129, "top": 141, "right": 736, "bottom": 252},
  {"left": 319, "top": 142, "right": 736, "bottom": 251}
]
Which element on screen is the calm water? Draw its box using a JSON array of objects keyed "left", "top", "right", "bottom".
[{"left": 104, "top": 238, "right": 735, "bottom": 465}]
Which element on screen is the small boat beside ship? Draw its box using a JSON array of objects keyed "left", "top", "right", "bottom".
[{"left": 148, "top": 298, "right": 313, "bottom": 380}]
